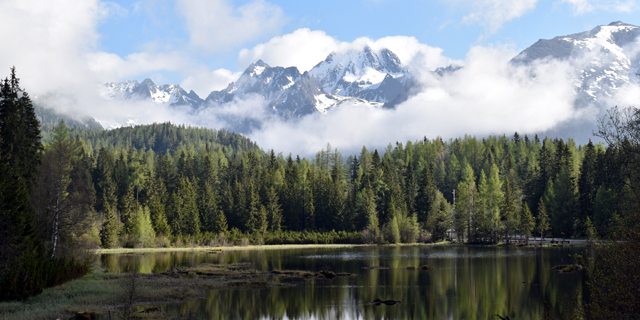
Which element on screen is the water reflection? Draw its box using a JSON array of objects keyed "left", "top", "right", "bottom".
[{"left": 98, "top": 246, "right": 585, "bottom": 320}]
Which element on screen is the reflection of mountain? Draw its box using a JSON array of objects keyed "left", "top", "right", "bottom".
[{"left": 130, "top": 246, "right": 584, "bottom": 319}]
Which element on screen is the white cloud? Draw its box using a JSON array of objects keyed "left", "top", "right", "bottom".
[
  {"left": 0, "top": 0, "right": 102, "bottom": 93},
  {"left": 181, "top": 69, "right": 241, "bottom": 96},
  {"left": 562, "top": 0, "right": 638, "bottom": 14},
  {"left": 459, "top": 0, "right": 539, "bottom": 35},
  {"left": 238, "top": 29, "right": 340, "bottom": 71},
  {"left": 246, "top": 45, "right": 579, "bottom": 156},
  {"left": 238, "top": 28, "right": 452, "bottom": 73},
  {"left": 177, "top": 0, "right": 285, "bottom": 53},
  {"left": 87, "top": 51, "right": 188, "bottom": 81}
]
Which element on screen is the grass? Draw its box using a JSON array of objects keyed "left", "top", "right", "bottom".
[{"left": 0, "top": 261, "right": 356, "bottom": 320}]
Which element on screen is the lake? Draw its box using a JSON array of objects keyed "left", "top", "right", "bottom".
[{"left": 99, "top": 245, "right": 586, "bottom": 319}]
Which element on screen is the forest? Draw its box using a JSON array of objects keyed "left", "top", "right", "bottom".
[
  {"left": 64, "top": 120, "right": 623, "bottom": 248},
  {"left": 2, "top": 68, "right": 640, "bottom": 315}
]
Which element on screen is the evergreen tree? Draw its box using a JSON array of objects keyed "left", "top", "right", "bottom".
[
  {"left": 266, "top": 186, "right": 282, "bottom": 231},
  {"left": 200, "top": 182, "right": 227, "bottom": 234},
  {"left": 537, "top": 199, "right": 550, "bottom": 241},
  {"left": 519, "top": 202, "right": 535, "bottom": 244},
  {"left": 0, "top": 67, "right": 42, "bottom": 280},
  {"left": 578, "top": 140, "right": 597, "bottom": 226},
  {"left": 416, "top": 163, "right": 436, "bottom": 225},
  {"left": 501, "top": 178, "right": 518, "bottom": 244},
  {"left": 93, "top": 147, "right": 116, "bottom": 213},
  {"left": 454, "top": 163, "right": 476, "bottom": 243},
  {"left": 549, "top": 165, "right": 577, "bottom": 237},
  {"left": 100, "top": 199, "right": 119, "bottom": 248},
  {"left": 147, "top": 177, "right": 170, "bottom": 236},
  {"left": 179, "top": 177, "right": 201, "bottom": 236},
  {"left": 119, "top": 185, "right": 137, "bottom": 235}
]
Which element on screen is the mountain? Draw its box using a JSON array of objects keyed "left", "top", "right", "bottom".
[
  {"left": 103, "top": 46, "right": 409, "bottom": 124},
  {"left": 97, "top": 22, "right": 640, "bottom": 142},
  {"left": 102, "top": 78, "right": 204, "bottom": 110},
  {"left": 309, "top": 46, "right": 409, "bottom": 103},
  {"left": 513, "top": 21, "right": 640, "bottom": 105}
]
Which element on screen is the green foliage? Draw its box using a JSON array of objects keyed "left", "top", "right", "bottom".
[
  {"left": 100, "top": 201, "right": 119, "bottom": 249},
  {"left": 519, "top": 203, "right": 535, "bottom": 241},
  {"left": 132, "top": 206, "right": 155, "bottom": 247}
]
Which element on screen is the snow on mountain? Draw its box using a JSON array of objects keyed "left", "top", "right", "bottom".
[
  {"left": 309, "top": 46, "right": 409, "bottom": 103},
  {"left": 103, "top": 45, "right": 411, "bottom": 127},
  {"left": 205, "top": 60, "right": 301, "bottom": 104},
  {"left": 513, "top": 21, "right": 640, "bottom": 105},
  {"left": 102, "top": 78, "right": 204, "bottom": 110}
]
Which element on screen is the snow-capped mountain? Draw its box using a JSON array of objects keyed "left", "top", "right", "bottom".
[
  {"left": 102, "top": 78, "right": 204, "bottom": 110},
  {"left": 98, "top": 22, "right": 640, "bottom": 139},
  {"left": 513, "top": 21, "right": 640, "bottom": 105},
  {"left": 102, "top": 46, "right": 407, "bottom": 124},
  {"left": 309, "top": 46, "right": 409, "bottom": 103}
]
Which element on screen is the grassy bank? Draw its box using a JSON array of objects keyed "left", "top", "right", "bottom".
[{"left": 0, "top": 261, "right": 354, "bottom": 320}]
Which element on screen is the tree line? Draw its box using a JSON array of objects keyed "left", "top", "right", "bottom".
[{"left": 67, "top": 122, "right": 626, "bottom": 247}]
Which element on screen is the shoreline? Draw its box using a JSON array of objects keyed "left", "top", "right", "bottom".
[{"left": 93, "top": 239, "right": 585, "bottom": 255}]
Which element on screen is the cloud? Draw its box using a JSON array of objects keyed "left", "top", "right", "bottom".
[
  {"left": 238, "top": 28, "right": 452, "bottom": 72},
  {"left": 238, "top": 29, "right": 340, "bottom": 71},
  {"left": 245, "top": 45, "right": 580, "bottom": 156},
  {"left": 561, "top": 0, "right": 639, "bottom": 14},
  {"left": 459, "top": 0, "right": 539, "bottom": 35},
  {"left": 177, "top": 0, "right": 286, "bottom": 53},
  {"left": 181, "top": 69, "right": 241, "bottom": 96},
  {"left": 87, "top": 51, "right": 188, "bottom": 81},
  {"left": 0, "top": 0, "right": 103, "bottom": 93}
]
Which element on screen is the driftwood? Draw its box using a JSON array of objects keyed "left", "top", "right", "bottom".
[{"left": 362, "top": 266, "right": 389, "bottom": 270}]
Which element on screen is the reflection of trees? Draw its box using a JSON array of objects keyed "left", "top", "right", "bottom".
[{"left": 101, "top": 247, "right": 584, "bottom": 319}]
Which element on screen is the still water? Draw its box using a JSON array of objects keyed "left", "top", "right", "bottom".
[{"left": 100, "top": 245, "right": 586, "bottom": 319}]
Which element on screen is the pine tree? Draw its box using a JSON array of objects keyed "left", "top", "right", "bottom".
[
  {"left": 455, "top": 163, "right": 476, "bottom": 243},
  {"left": 501, "top": 178, "right": 518, "bottom": 244},
  {"left": 416, "top": 163, "right": 436, "bottom": 225},
  {"left": 179, "top": 177, "right": 200, "bottom": 236},
  {"left": 0, "top": 67, "right": 42, "bottom": 274},
  {"left": 147, "top": 177, "right": 169, "bottom": 235},
  {"left": 549, "top": 165, "right": 577, "bottom": 237},
  {"left": 120, "top": 185, "right": 137, "bottom": 235},
  {"left": 100, "top": 199, "right": 119, "bottom": 248},
  {"left": 266, "top": 186, "right": 282, "bottom": 231},
  {"left": 578, "top": 140, "right": 597, "bottom": 229},
  {"left": 200, "top": 182, "right": 227, "bottom": 234},
  {"left": 93, "top": 147, "right": 116, "bottom": 213},
  {"left": 519, "top": 203, "right": 535, "bottom": 244},
  {"left": 537, "top": 199, "right": 550, "bottom": 241}
]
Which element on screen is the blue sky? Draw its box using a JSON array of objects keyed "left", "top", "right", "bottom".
[{"left": 89, "top": 0, "right": 640, "bottom": 90}]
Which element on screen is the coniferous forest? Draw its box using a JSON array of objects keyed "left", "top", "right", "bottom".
[{"left": 2, "top": 68, "right": 640, "bottom": 316}]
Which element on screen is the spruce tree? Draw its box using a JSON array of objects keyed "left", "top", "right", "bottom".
[
  {"left": 519, "top": 203, "right": 535, "bottom": 244},
  {"left": 537, "top": 199, "right": 550, "bottom": 241},
  {"left": 266, "top": 186, "right": 282, "bottom": 231},
  {"left": 100, "top": 198, "right": 119, "bottom": 248},
  {"left": 93, "top": 147, "right": 116, "bottom": 213},
  {"left": 501, "top": 178, "right": 518, "bottom": 244}
]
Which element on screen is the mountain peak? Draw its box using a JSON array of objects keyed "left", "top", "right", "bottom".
[
  {"left": 608, "top": 21, "right": 634, "bottom": 27},
  {"left": 141, "top": 78, "right": 155, "bottom": 86},
  {"left": 243, "top": 59, "right": 270, "bottom": 76}
]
